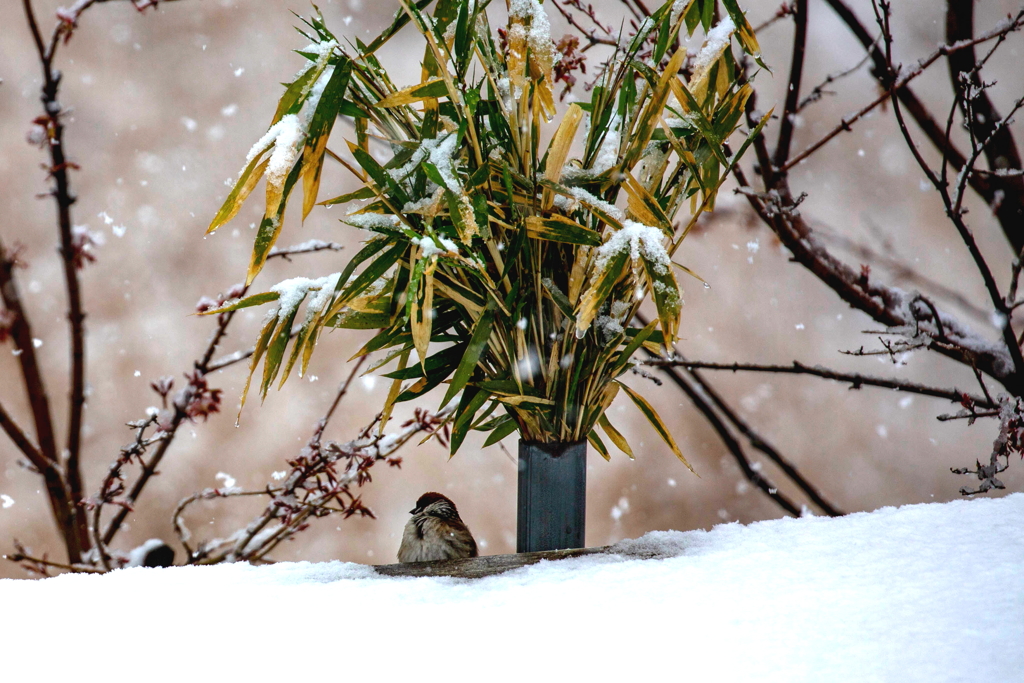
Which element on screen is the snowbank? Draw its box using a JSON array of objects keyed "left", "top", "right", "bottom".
[{"left": 3, "top": 495, "right": 1022, "bottom": 681}]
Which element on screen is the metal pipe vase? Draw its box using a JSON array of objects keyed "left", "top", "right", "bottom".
[{"left": 516, "top": 439, "right": 586, "bottom": 553}]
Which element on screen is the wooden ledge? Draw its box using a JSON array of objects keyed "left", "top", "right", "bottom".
[{"left": 373, "top": 545, "right": 612, "bottom": 579}]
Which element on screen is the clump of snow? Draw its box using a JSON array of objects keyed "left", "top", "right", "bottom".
[
  {"left": 215, "top": 472, "right": 237, "bottom": 489},
  {"left": 0, "top": 494, "right": 14, "bottom": 509},
  {"left": 296, "top": 39, "right": 338, "bottom": 79},
  {"left": 269, "top": 272, "right": 341, "bottom": 324},
  {"left": 344, "top": 213, "right": 401, "bottom": 230},
  {"left": 594, "top": 220, "right": 670, "bottom": 276},
  {"left": 669, "top": 0, "right": 688, "bottom": 26},
  {"left": 596, "top": 300, "right": 631, "bottom": 339},
  {"left": 507, "top": 0, "right": 558, "bottom": 87},
  {"left": 402, "top": 189, "right": 442, "bottom": 214},
  {"left": 301, "top": 65, "right": 335, "bottom": 127},
  {"left": 412, "top": 235, "right": 458, "bottom": 258},
  {"left": 265, "top": 115, "right": 305, "bottom": 188},
  {"left": 2, "top": 495, "right": 1022, "bottom": 680},
  {"left": 688, "top": 16, "right": 735, "bottom": 91},
  {"left": 388, "top": 132, "right": 460, "bottom": 192},
  {"left": 427, "top": 133, "right": 461, "bottom": 194},
  {"left": 567, "top": 187, "right": 625, "bottom": 223}
]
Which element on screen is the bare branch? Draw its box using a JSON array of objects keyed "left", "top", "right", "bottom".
[
  {"left": 645, "top": 358, "right": 996, "bottom": 409},
  {"left": 0, "top": 400, "right": 45, "bottom": 468},
  {"left": 780, "top": 11, "right": 1024, "bottom": 173},
  {"left": 772, "top": 0, "right": 808, "bottom": 169}
]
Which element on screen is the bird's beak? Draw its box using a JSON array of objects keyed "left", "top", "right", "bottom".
[{"left": 409, "top": 508, "right": 416, "bottom": 514}]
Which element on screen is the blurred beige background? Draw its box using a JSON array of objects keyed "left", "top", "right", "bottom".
[{"left": 1, "top": 0, "right": 1021, "bottom": 579}]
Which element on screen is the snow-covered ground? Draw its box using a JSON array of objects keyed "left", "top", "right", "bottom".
[{"left": 3, "top": 494, "right": 1022, "bottom": 681}]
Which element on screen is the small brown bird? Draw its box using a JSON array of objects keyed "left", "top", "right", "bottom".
[{"left": 398, "top": 492, "right": 478, "bottom": 563}]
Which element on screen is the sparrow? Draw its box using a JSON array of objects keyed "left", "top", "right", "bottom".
[{"left": 398, "top": 492, "right": 478, "bottom": 563}]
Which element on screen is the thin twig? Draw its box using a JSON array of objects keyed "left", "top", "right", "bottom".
[
  {"left": 772, "top": 0, "right": 808, "bottom": 169},
  {"left": 643, "top": 359, "right": 996, "bottom": 409},
  {"left": 779, "top": 12, "right": 1024, "bottom": 172}
]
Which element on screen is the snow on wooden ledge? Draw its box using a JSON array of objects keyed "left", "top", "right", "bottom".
[{"left": 2, "top": 493, "right": 1022, "bottom": 682}]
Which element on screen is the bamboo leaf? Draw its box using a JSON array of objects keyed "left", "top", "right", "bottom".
[
  {"left": 575, "top": 248, "right": 630, "bottom": 336},
  {"left": 450, "top": 387, "right": 489, "bottom": 454},
  {"left": 441, "top": 302, "right": 495, "bottom": 407},
  {"left": 541, "top": 103, "right": 583, "bottom": 208},
  {"left": 616, "top": 380, "right": 696, "bottom": 474},
  {"left": 376, "top": 78, "right": 449, "bottom": 107},
  {"left": 198, "top": 291, "right": 280, "bottom": 316},
  {"left": 482, "top": 415, "right": 518, "bottom": 447},
  {"left": 525, "top": 215, "right": 603, "bottom": 247},
  {"left": 598, "top": 413, "right": 634, "bottom": 460},
  {"left": 319, "top": 186, "right": 377, "bottom": 206},
  {"left": 588, "top": 430, "right": 611, "bottom": 461},
  {"left": 247, "top": 161, "right": 304, "bottom": 285},
  {"left": 301, "top": 61, "right": 352, "bottom": 220},
  {"left": 612, "top": 319, "right": 658, "bottom": 376},
  {"left": 378, "top": 349, "right": 409, "bottom": 436},
  {"left": 208, "top": 155, "right": 269, "bottom": 235},
  {"left": 641, "top": 250, "right": 681, "bottom": 347},
  {"left": 260, "top": 306, "right": 299, "bottom": 399},
  {"left": 238, "top": 309, "right": 279, "bottom": 416}
]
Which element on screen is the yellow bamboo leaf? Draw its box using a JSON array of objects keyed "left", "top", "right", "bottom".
[
  {"left": 542, "top": 103, "right": 583, "bottom": 209},
  {"left": 379, "top": 350, "right": 409, "bottom": 436},
  {"left": 376, "top": 78, "right": 448, "bottom": 108},
  {"left": 411, "top": 256, "right": 435, "bottom": 368}
]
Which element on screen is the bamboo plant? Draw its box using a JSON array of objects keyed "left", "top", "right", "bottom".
[{"left": 204, "top": 0, "right": 769, "bottom": 467}]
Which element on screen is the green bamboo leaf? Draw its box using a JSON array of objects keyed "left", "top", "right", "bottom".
[
  {"left": 364, "top": 0, "right": 436, "bottom": 54},
  {"left": 260, "top": 306, "right": 300, "bottom": 399},
  {"left": 616, "top": 380, "right": 696, "bottom": 474},
  {"left": 450, "top": 387, "right": 490, "bottom": 455},
  {"left": 319, "top": 187, "right": 377, "bottom": 206},
  {"left": 301, "top": 60, "right": 352, "bottom": 220},
  {"left": 335, "top": 241, "right": 406, "bottom": 308},
  {"left": 383, "top": 343, "right": 466, "bottom": 380},
  {"left": 198, "top": 291, "right": 280, "bottom": 316},
  {"left": 327, "top": 310, "right": 392, "bottom": 329},
  {"left": 641, "top": 251, "right": 681, "bottom": 347},
  {"left": 441, "top": 302, "right": 495, "bottom": 407},
  {"left": 612, "top": 319, "right": 659, "bottom": 376},
  {"left": 482, "top": 415, "right": 518, "bottom": 447},
  {"left": 541, "top": 277, "right": 576, "bottom": 323},
  {"left": 238, "top": 308, "right": 279, "bottom": 415},
  {"left": 525, "top": 215, "right": 603, "bottom": 247},
  {"left": 272, "top": 63, "right": 324, "bottom": 124}
]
